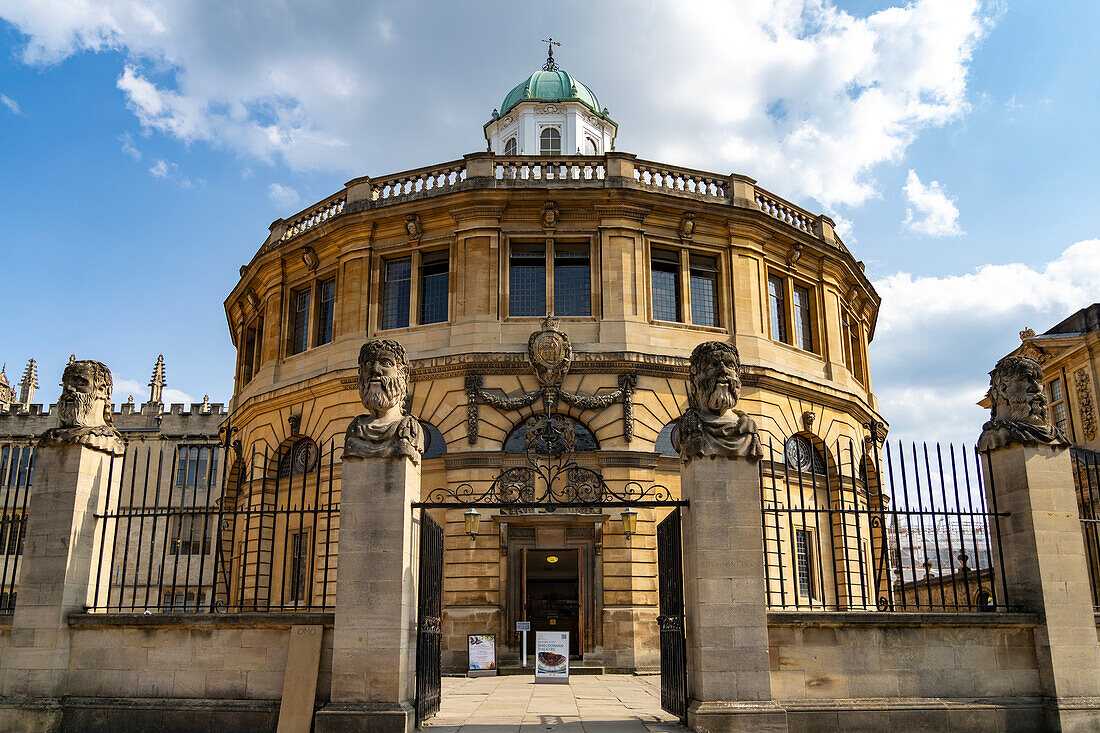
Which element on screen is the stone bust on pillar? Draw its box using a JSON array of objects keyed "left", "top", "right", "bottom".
[
  {"left": 39, "top": 359, "right": 124, "bottom": 454},
  {"left": 977, "top": 355, "right": 1069, "bottom": 451},
  {"left": 672, "top": 341, "right": 762, "bottom": 460},
  {"left": 344, "top": 339, "right": 424, "bottom": 464}
]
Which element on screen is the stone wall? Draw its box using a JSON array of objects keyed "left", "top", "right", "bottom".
[{"left": 769, "top": 611, "right": 1044, "bottom": 731}]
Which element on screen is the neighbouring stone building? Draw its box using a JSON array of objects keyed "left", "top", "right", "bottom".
[{"left": 223, "top": 52, "right": 885, "bottom": 671}]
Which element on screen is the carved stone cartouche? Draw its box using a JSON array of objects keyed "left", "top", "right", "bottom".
[
  {"left": 977, "top": 355, "right": 1069, "bottom": 452},
  {"left": 344, "top": 339, "right": 424, "bottom": 464},
  {"left": 672, "top": 341, "right": 762, "bottom": 461}
]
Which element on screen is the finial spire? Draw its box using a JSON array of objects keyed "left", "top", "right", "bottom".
[
  {"left": 149, "top": 354, "right": 166, "bottom": 404},
  {"left": 541, "top": 37, "right": 561, "bottom": 71},
  {"left": 18, "top": 358, "right": 38, "bottom": 408}
]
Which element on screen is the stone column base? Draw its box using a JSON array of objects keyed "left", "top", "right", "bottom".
[
  {"left": 314, "top": 701, "right": 415, "bottom": 733},
  {"left": 687, "top": 700, "right": 789, "bottom": 733}
]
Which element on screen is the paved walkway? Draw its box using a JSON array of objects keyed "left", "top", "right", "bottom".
[{"left": 423, "top": 674, "right": 689, "bottom": 732}]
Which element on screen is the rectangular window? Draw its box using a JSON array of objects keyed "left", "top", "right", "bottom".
[
  {"left": 382, "top": 257, "right": 412, "bottom": 330},
  {"left": 792, "top": 284, "right": 813, "bottom": 351},
  {"left": 768, "top": 275, "right": 787, "bottom": 343},
  {"left": 316, "top": 277, "right": 336, "bottom": 345},
  {"left": 554, "top": 244, "right": 591, "bottom": 317},
  {"left": 0, "top": 446, "right": 33, "bottom": 490},
  {"left": 419, "top": 250, "right": 449, "bottom": 324},
  {"left": 169, "top": 514, "right": 211, "bottom": 556},
  {"left": 689, "top": 255, "right": 719, "bottom": 327},
  {"left": 241, "top": 317, "right": 262, "bottom": 384},
  {"left": 1, "top": 514, "right": 25, "bottom": 556},
  {"left": 290, "top": 287, "right": 311, "bottom": 355},
  {"left": 289, "top": 530, "right": 312, "bottom": 603},
  {"left": 845, "top": 315, "right": 865, "bottom": 384},
  {"left": 509, "top": 244, "right": 546, "bottom": 317},
  {"left": 651, "top": 250, "right": 681, "bottom": 322},
  {"left": 1049, "top": 378, "right": 1069, "bottom": 435},
  {"left": 176, "top": 446, "right": 212, "bottom": 489},
  {"left": 161, "top": 590, "right": 205, "bottom": 613},
  {"left": 795, "top": 528, "right": 815, "bottom": 600}
]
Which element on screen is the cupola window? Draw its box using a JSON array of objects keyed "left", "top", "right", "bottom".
[
  {"left": 584, "top": 137, "right": 597, "bottom": 155},
  {"left": 540, "top": 127, "right": 561, "bottom": 156},
  {"left": 504, "top": 137, "right": 517, "bottom": 156}
]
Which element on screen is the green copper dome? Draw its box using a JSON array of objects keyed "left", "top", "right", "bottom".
[{"left": 499, "top": 70, "right": 602, "bottom": 116}]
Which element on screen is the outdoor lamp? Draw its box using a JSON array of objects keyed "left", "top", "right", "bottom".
[
  {"left": 620, "top": 506, "right": 638, "bottom": 539},
  {"left": 464, "top": 507, "right": 481, "bottom": 542}
]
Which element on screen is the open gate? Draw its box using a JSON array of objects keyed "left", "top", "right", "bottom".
[
  {"left": 657, "top": 507, "right": 687, "bottom": 722},
  {"left": 414, "top": 509, "right": 443, "bottom": 726}
]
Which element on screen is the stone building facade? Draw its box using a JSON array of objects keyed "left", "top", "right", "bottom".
[{"left": 223, "top": 59, "right": 885, "bottom": 671}]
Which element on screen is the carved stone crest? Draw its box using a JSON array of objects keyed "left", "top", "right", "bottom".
[
  {"left": 672, "top": 341, "right": 762, "bottom": 461},
  {"left": 679, "top": 213, "right": 696, "bottom": 240},
  {"left": 39, "top": 359, "right": 124, "bottom": 454},
  {"left": 345, "top": 339, "right": 424, "bottom": 464},
  {"left": 527, "top": 316, "right": 572, "bottom": 387},
  {"left": 405, "top": 214, "right": 422, "bottom": 241},
  {"left": 300, "top": 247, "right": 318, "bottom": 271},
  {"left": 787, "top": 244, "right": 804, "bottom": 265},
  {"left": 977, "top": 355, "right": 1069, "bottom": 452},
  {"left": 541, "top": 201, "right": 559, "bottom": 229}
]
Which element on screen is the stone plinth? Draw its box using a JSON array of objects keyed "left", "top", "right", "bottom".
[
  {"left": 680, "top": 456, "right": 788, "bottom": 733},
  {"left": 984, "top": 444, "right": 1100, "bottom": 731},
  {"left": 315, "top": 455, "right": 420, "bottom": 733},
  {"left": 1, "top": 440, "right": 123, "bottom": 729}
]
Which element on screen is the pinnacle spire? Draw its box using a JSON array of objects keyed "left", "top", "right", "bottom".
[
  {"left": 541, "top": 37, "right": 561, "bottom": 71},
  {"left": 149, "top": 354, "right": 166, "bottom": 404},
  {"left": 18, "top": 358, "right": 38, "bottom": 408}
]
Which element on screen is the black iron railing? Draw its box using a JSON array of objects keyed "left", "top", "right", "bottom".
[
  {"left": 1072, "top": 447, "right": 1100, "bottom": 609},
  {"left": 90, "top": 436, "right": 340, "bottom": 614},
  {"left": 762, "top": 436, "right": 1010, "bottom": 612},
  {"left": 0, "top": 443, "right": 33, "bottom": 614}
]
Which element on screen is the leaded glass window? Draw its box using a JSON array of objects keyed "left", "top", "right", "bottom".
[
  {"left": 317, "top": 277, "right": 336, "bottom": 345},
  {"left": 792, "top": 284, "right": 813, "bottom": 351},
  {"left": 382, "top": 257, "right": 411, "bottom": 330},
  {"left": 768, "top": 275, "right": 786, "bottom": 343},
  {"left": 553, "top": 244, "right": 590, "bottom": 317},
  {"left": 420, "top": 250, "right": 449, "bottom": 324},
  {"left": 689, "top": 255, "right": 719, "bottom": 327},
  {"left": 504, "top": 137, "right": 517, "bottom": 156},
  {"left": 795, "top": 528, "right": 815, "bottom": 599},
  {"left": 290, "top": 287, "right": 310, "bottom": 355},
  {"left": 176, "top": 445, "right": 213, "bottom": 488},
  {"left": 652, "top": 250, "right": 681, "bottom": 322},
  {"left": 509, "top": 244, "right": 546, "bottom": 316}
]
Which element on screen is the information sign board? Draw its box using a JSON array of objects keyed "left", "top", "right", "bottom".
[
  {"left": 467, "top": 634, "right": 497, "bottom": 677},
  {"left": 516, "top": 621, "right": 531, "bottom": 632},
  {"left": 534, "top": 631, "right": 569, "bottom": 683}
]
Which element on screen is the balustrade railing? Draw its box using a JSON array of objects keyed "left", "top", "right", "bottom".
[
  {"left": 370, "top": 160, "right": 467, "bottom": 202},
  {"left": 756, "top": 190, "right": 814, "bottom": 234},
  {"left": 281, "top": 192, "right": 346, "bottom": 242},
  {"left": 495, "top": 156, "right": 606, "bottom": 182},
  {"left": 633, "top": 159, "right": 727, "bottom": 200}
]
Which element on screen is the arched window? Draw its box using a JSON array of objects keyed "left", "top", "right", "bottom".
[
  {"left": 278, "top": 437, "right": 319, "bottom": 479},
  {"left": 540, "top": 127, "right": 561, "bottom": 156},
  {"left": 584, "top": 137, "right": 598, "bottom": 155},
  {"left": 419, "top": 420, "right": 447, "bottom": 460},
  {"left": 504, "top": 137, "right": 517, "bottom": 156},
  {"left": 503, "top": 415, "right": 599, "bottom": 453},
  {"left": 975, "top": 589, "right": 995, "bottom": 611},
  {"left": 784, "top": 435, "right": 826, "bottom": 475},
  {"left": 655, "top": 420, "right": 679, "bottom": 457}
]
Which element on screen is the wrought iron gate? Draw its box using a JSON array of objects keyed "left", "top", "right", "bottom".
[
  {"left": 414, "top": 509, "right": 443, "bottom": 727},
  {"left": 657, "top": 507, "right": 687, "bottom": 721}
]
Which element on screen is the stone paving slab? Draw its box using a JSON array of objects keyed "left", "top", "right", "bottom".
[{"left": 424, "top": 674, "right": 689, "bottom": 733}]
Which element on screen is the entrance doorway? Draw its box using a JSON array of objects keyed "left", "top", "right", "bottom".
[{"left": 525, "top": 549, "right": 580, "bottom": 656}]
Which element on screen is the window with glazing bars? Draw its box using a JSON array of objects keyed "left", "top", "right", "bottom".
[
  {"left": 289, "top": 530, "right": 312, "bottom": 602},
  {"left": 0, "top": 446, "right": 34, "bottom": 489},
  {"left": 554, "top": 244, "right": 591, "bottom": 316},
  {"left": 540, "top": 127, "right": 561, "bottom": 155},
  {"left": 651, "top": 250, "right": 681, "bottom": 322},
  {"left": 241, "top": 318, "right": 262, "bottom": 383},
  {"left": 504, "top": 137, "right": 517, "bottom": 155},
  {"left": 290, "top": 287, "right": 311, "bottom": 355},
  {"left": 382, "top": 257, "right": 411, "bottom": 330},
  {"left": 316, "top": 277, "right": 336, "bottom": 345},
  {"left": 0, "top": 514, "right": 25, "bottom": 555},
  {"left": 768, "top": 275, "right": 787, "bottom": 343},
  {"left": 689, "top": 255, "right": 719, "bottom": 327},
  {"left": 509, "top": 244, "right": 546, "bottom": 316},
  {"left": 1049, "top": 378, "right": 1070, "bottom": 436},
  {"left": 792, "top": 284, "right": 813, "bottom": 351},
  {"left": 794, "top": 528, "right": 815, "bottom": 599},
  {"left": 170, "top": 514, "right": 210, "bottom": 556},
  {"left": 420, "top": 251, "right": 449, "bottom": 324},
  {"left": 176, "top": 446, "right": 212, "bottom": 489}
]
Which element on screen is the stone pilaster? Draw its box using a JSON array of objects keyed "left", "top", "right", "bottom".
[
  {"left": 984, "top": 444, "right": 1100, "bottom": 731},
  {"left": 681, "top": 456, "right": 788, "bottom": 733},
  {"left": 315, "top": 455, "right": 421, "bottom": 733},
  {"left": 1, "top": 440, "right": 122, "bottom": 727}
]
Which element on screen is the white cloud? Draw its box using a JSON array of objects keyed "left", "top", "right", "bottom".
[
  {"left": 0, "top": 93, "right": 21, "bottom": 114},
  {"left": 119, "top": 131, "right": 141, "bottom": 159},
  {"left": 149, "top": 159, "right": 172, "bottom": 177},
  {"left": 0, "top": 0, "right": 992, "bottom": 208},
  {"left": 268, "top": 183, "right": 300, "bottom": 208},
  {"left": 871, "top": 239, "right": 1100, "bottom": 445},
  {"left": 903, "top": 170, "right": 963, "bottom": 236}
]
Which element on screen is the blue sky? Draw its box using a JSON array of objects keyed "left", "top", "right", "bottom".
[{"left": 1, "top": 0, "right": 1098, "bottom": 444}]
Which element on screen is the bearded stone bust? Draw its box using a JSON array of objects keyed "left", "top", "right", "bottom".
[
  {"left": 39, "top": 359, "right": 124, "bottom": 454},
  {"left": 672, "top": 341, "right": 762, "bottom": 460},
  {"left": 345, "top": 339, "right": 424, "bottom": 464},
  {"left": 977, "top": 355, "right": 1069, "bottom": 452}
]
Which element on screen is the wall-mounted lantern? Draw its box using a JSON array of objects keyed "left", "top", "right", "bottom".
[
  {"left": 464, "top": 508, "right": 481, "bottom": 542},
  {"left": 620, "top": 506, "right": 638, "bottom": 539}
]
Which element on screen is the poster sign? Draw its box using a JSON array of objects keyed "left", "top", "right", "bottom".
[
  {"left": 516, "top": 621, "right": 531, "bottom": 632},
  {"left": 535, "top": 631, "right": 569, "bottom": 683},
  {"left": 467, "top": 634, "right": 497, "bottom": 677}
]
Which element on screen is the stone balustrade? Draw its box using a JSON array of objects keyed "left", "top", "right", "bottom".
[{"left": 273, "top": 151, "right": 839, "bottom": 247}]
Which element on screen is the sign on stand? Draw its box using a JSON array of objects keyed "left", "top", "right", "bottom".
[
  {"left": 467, "top": 634, "right": 497, "bottom": 677},
  {"left": 516, "top": 621, "right": 531, "bottom": 667},
  {"left": 534, "top": 631, "right": 569, "bottom": 684}
]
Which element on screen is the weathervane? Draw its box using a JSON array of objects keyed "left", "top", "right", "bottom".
[{"left": 541, "top": 38, "right": 561, "bottom": 71}]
